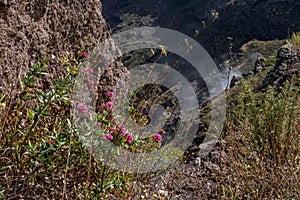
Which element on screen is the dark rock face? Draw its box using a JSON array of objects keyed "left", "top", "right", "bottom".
[
  {"left": 263, "top": 44, "right": 300, "bottom": 89},
  {"left": 254, "top": 54, "right": 266, "bottom": 74},
  {"left": 230, "top": 75, "right": 241, "bottom": 88},
  {"left": 241, "top": 53, "right": 266, "bottom": 78},
  {"left": 276, "top": 44, "right": 298, "bottom": 66},
  {"left": 0, "top": 0, "right": 126, "bottom": 98},
  {"left": 242, "top": 70, "right": 254, "bottom": 78}
]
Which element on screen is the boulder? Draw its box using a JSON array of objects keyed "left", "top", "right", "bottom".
[
  {"left": 253, "top": 53, "right": 266, "bottom": 73},
  {"left": 263, "top": 44, "right": 300, "bottom": 89},
  {"left": 229, "top": 75, "right": 241, "bottom": 88},
  {"left": 0, "top": 0, "right": 126, "bottom": 100}
]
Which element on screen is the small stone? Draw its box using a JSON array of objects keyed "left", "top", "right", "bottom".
[{"left": 254, "top": 53, "right": 266, "bottom": 73}]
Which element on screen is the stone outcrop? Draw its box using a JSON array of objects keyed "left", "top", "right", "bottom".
[
  {"left": 242, "top": 53, "right": 266, "bottom": 78},
  {"left": 0, "top": 0, "right": 126, "bottom": 99},
  {"left": 263, "top": 44, "right": 300, "bottom": 89},
  {"left": 229, "top": 75, "right": 241, "bottom": 88},
  {"left": 254, "top": 53, "right": 266, "bottom": 74}
]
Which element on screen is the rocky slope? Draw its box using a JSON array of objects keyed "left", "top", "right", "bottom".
[{"left": 127, "top": 41, "right": 300, "bottom": 200}]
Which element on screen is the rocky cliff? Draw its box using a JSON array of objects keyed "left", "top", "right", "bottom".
[
  {"left": 0, "top": 0, "right": 126, "bottom": 99},
  {"left": 262, "top": 44, "right": 300, "bottom": 89}
]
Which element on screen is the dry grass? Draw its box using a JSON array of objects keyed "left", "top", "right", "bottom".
[
  {"left": 222, "top": 78, "right": 300, "bottom": 199},
  {"left": 0, "top": 41, "right": 299, "bottom": 199}
]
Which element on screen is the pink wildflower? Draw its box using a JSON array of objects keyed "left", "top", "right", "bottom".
[
  {"left": 104, "top": 134, "right": 113, "bottom": 141},
  {"left": 118, "top": 125, "right": 127, "bottom": 136},
  {"left": 87, "top": 81, "right": 94, "bottom": 87},
  {"left": 77, "top": 103, "right": 88, "bottom": 113},
  {"left": 99, "top": 103, "right": 106, "bottom": 110},
  {"left": 80, "top": 67, "right": 86, "bottom": 73},
  {"left": 120, "top": 130, "right": 128, "bottom": 137},
  {"left": 107, "top": 91, "right": 114, "bottom": 99},
  {"left": 153, "top": 133, "right": 162, "bottom": 142},
  {"left": 106, "top": 102, "right": 114, "bottom": 109},
  {"left": 108, "top": 113, "right": 114, "bottom": 119},
  {"left": 126, "top": 134, "right": 133, "bottom": 144},
  {"left": 110, "top": 127, "right": 116, "bottom": 133},
  {"left": 49, "top": 138, "right": 55, "bottom": 145},
  {"left": 118, "top": 125, "right": 126, "bottom": 131},
  {"left": 82, "top": 51, "right": 89, "bottom": 58},
  {"left": 88, "top": 68, "right": 94, "bottom": 75},
  {"left": 97, "top": 122, "right": 102, "bottom": 127}
]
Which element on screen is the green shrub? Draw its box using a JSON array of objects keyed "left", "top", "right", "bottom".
[
  {"left": 236, "top": 81, "right": 299, "bottom": 164},
  {"left": 287, "top": 32, "right": 300, "bottom": 50},
  {"left": 223, "top": 79, "right": 300, "bottom": 198},
  {"left": 0, "top": 53, "right": 134, "bottom": 199},
  {"left": 264, "top": 52, "right": 277, "bottom": 68}
]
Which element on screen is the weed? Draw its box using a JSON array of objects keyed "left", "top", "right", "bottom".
[
  {"left": 0, "top": 53, "right": 134, "bottom": 199},
  {"left": 223, "top": 79, "right": 300, "bottom": 198},
  {"left": 287, "top": 32, "right": 300, "bottom": 50}
]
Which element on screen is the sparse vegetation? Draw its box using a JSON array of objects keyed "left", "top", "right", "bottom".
[
  {"left": 0, "top": 54, "right": 135, "bottom": 199},
  {"left": 264, "top": 52, "right": 277, "bottom": 68},
  {"left": 222, "top": 78, "right": 300, "bottom": 199},
  {"left": 1, "top": 42, "right": 299, "bottom": 198},
  {"left": 252, "top": 39, "right": 259, "bottom": 50},
  {"left": 287, "top": 32, "right": 300, "bottom": 50},
  {"left": 1, "top": 2, "right": 300, "bottom": 198}
]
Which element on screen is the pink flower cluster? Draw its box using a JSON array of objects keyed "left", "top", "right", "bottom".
[
  {"left": 126, "top": 134, "right": 133, "bottom": 144},
  {"left": 153, "top": 133, "right": 162, "bottom": 142},
  {"left": 107, "top": 91, "right": 114, "bottom": 100},
  {"left": 106, "top": 102, "right": 114, "bottom": 110},
  {"left": 82, "top": 51, "right": 88, "bottom": 58},
  {"left": 77, "top": 103, "right": 88, "bottom": 113},
  {"left": 118, "top": 125, "right": 127, "bottom": 136},
  {"left": 49, "top": 138, "right": 55, "bottom": 145},
  {"left": 105, "top": 124, "right": 134, "bottom": 144},
  {"left": 117, "top": 125, "right": 133, "bottom": 144},
  {"left": 99, "top": 102, "right": 114, "bottom": 111},
  {"left": 98, "top": 92, "right": 115, "bottom": 110},
  {"left": 88, "top": 68, "right": 94, "bottom": 75},
  {"left": 98, "top": 91, "right": 137, "bottom": 145},
  {"left": 104, "top": 134, "right": 113, "bottom": 141},
  {"left": 87, "top": 81, "right": 94, "bottom": 87},
  {"left": 80, "top": 67, "right": 94, "bottom": 76},
  {"left": 110, "top": 127, "right": 116, "bottom": 132}
]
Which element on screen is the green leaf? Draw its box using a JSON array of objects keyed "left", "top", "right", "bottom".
[
  {"left": 22, "top": 92, "right": 32, "bottom": 101},
  {"left": 40, "top": 57, "right": 48, "bottom": 65},
  {"left": 37, "top": 92, "right": 46, "bottom": 104},
  {"left": 24, "top": 73, "right": 35, "bottom": 86},
  {"left": 40, "top": 65, "right": 48, "bottom": 72},
  {"left": 28, "top": 109, "right": 35, "bottom": 120}
]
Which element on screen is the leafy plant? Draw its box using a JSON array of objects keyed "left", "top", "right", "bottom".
[
  {"left": 0, "top": 52, "right": 136, "bottom": 199},
  {"left": 264, "top": 53, "right": 277, "bottom": 67},
  {"left": 222, "top": 79, "right": 300, "bottom": 199},
  {"left": 287, "top": 31, "right": 300, "bottom": 50},
  {"left": 236, "top": 81, "right": 299, "bottom": 163}
]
